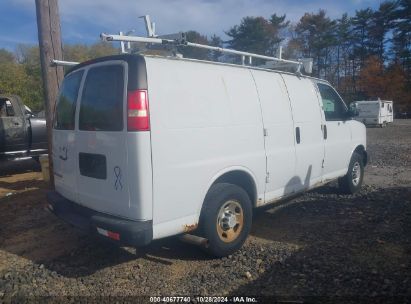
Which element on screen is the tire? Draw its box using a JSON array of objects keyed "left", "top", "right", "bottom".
[
  {"left": 338, "top": 152, "right": 364, "bottom": 194},
  {"left": 199, "top": 183, "right": 252, "bottom": 257}
]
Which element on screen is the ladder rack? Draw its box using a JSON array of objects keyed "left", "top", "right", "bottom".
[
  {"left": 51, "top": 15, "right": 313, "bottom": 74},
  {"left": 100, "top": 33, "right": 306, "bottom": 72}
]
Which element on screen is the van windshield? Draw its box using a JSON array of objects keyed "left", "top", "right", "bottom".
[{"left": 79, "top": 65, "right": 124, "bottom": 131}]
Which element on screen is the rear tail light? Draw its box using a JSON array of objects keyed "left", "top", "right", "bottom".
[{"left": 127, "top": 89, "right": 150, "bottom": 131}]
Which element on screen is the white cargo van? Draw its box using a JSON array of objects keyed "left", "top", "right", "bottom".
[
  {"left": 353, "top": 99, "right": 393, "bottom": 127},
  {"left": 48, "top": 54, "right": 367, "bottom": 257}
]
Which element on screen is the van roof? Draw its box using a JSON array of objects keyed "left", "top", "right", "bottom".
[
  {"left": 67, "top": 53, "right": 329, "bottom": 85},
  {"left": 145, "top": 54, "right": 328, "bottom": 84},
  {"left": 68, "top": 54, "right": 148, "bottom": 91}
]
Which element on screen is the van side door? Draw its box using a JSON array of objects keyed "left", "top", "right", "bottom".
[
  {"left": 316, "top": 82, "right": 352, "bottom": 180},
  {"left": 282, "top": 75, "right": 325, "bottom": 191},
  {"left": 251, "top": 70, "right": 296, "bottom": 201}
]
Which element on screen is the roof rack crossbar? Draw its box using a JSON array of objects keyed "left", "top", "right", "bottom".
[
  {"left": 184, "top": 41, "right": 302, "bottom": 66},
  {"left": 50, "top": 59, "right": 79, "bottom": 67},
  {"left": 101, "top": 33, "right": 177, "bottom": 45},
  {"left": 100, "top": 33, "right": 303, "bottom": 68}
]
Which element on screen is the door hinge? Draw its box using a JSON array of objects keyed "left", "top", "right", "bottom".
[
  {"left": 265, "top": 172, "right": 270, "bottom": 183},
  {"left": 263, "top": 128, "right": 268, "bottom": 137}
]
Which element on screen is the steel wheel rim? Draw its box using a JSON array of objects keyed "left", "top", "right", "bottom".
[
  {"left": 352, "top": 162, "right": 361, "bottom": 186},
  {"left": 216, "top": 200, "right": 244, "bottom": 243}
]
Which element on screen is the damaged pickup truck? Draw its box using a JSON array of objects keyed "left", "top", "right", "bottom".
[{"left": 0, "top": 95, "right": 47, "bottom": 160}]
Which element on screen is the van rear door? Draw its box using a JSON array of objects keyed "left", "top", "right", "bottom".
[
  {"left": 53, "top": 70, "right": 84, "bottom": 203},
  {"left": 74, "top": 61, "right": 133, "bottom": 219}
]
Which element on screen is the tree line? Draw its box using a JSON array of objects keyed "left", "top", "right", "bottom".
[
  {"left": 0, "top": 0, "right": 410, "bottom": 112},
  {"left": 0, "top": 43, "right": 119, "bottom": 111}
]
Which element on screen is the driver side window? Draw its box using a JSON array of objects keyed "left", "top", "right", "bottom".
[
  {"left": 317, "top": 83, "right": 347, "bottom": 121},
  {"left": 0, "top": 99, "right": 15, "bottom": 117}
]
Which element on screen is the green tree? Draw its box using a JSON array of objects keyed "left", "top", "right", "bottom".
[
  {"left": 391, "top": 0, "right": 411, "bottom": 111},
  {"left": 226, "top": 17, "right": 276, "bottom": 55},
  {"left": 269, "top": 14, "right": 290, "bottom": 54},
  {"left": 392, "top": 0, "right": 411, "bottom": 78},
  {"left": 0, "top": 49, "right": 15, "bottom": 64},
  {"left": 63, "top": 42, "right": 118, "bottom": 62},
  {"left": 89, "top": 42, "right": 118, "bottom": 58},
  {"left": 352, "top": 8, "right": 374, "bottom": 67},
  {"left": 225, "top": 15, "right": 289, "bottom": 64},
  {"left": 0, "top": 42, "right": 120, "bottom": 111},
  {"left": 15, "top": 44, "right": 43, "bottom": 110},
  {"left": 335, "top": 13, "right": 354, "bottom": 89},
  {"left": 0, "top": 46, "right": 44, "bottom": 110},
  {"left": 0, "top": 56, "right": 34, "bottom": 107},
  {"left": 63, "top": 44, "right": 90, "bottom": 62},
  {"left": 369, "top": 1, "right": 397, "bottom": 61},
  {"left": 292, "top": 10, "right": 337, "bottom": 77}
]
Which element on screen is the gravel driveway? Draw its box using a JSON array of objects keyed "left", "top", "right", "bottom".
[{"left": 0, "top": 120, "right": 410, "bottom": 303}]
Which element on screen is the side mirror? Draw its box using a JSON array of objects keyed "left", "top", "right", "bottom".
[{"left": 347, "top": 108, "right": 359, "bottom": 118}]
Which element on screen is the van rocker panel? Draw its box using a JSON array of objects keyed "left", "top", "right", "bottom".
[{"left": 47, "top": 191, "right": 153, "bottom": 246}]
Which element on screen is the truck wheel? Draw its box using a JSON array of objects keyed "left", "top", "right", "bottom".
[
  {"left": 338, "top": 152, "right": 364, "bottom": 194},
  {"left": 199, "top": 183, "right": 252, "bottom": 257}
]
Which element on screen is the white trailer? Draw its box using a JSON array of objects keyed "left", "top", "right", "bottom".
[{"left": 354, "top": 99, "right": 393, "bottom": 127}]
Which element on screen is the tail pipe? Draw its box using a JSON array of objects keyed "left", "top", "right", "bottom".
[{"left": 179, "top": 234, "right": 209, "bottom": 248}]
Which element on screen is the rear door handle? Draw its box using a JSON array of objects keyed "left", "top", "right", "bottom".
[
  {"left": 323, "top": 124, "right": 327, "bottom": 140},
  {"left": 296, "top": 127, "right": 301, "bottom": 144}
]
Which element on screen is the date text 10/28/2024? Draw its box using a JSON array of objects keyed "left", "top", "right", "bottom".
[{"left": 150, "top": 296, "right": 258, "bottom": 303}]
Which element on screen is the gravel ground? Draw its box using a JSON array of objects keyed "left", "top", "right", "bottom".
[{"left": 0, "top": 120, "right": 410, "bottom": 303}]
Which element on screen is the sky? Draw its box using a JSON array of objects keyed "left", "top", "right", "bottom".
[{"left": 0, "top": 0, "right": 382, "bottom": 51}]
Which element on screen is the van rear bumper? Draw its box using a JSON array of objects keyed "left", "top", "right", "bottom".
[{"left": 47, "top": 191, "right": 153, "bottom": 247}]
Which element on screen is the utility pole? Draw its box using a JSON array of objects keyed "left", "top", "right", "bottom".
[{"left": 35, "top": 0, "right": 64, "bottom": 187}]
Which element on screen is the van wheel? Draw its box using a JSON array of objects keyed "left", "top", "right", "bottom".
[
  {"left": 199, "top": 183, "right": 252, "bottom": 257},
  {"left": 338, "top": 152, "right": 364, "bottom": 194}
]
